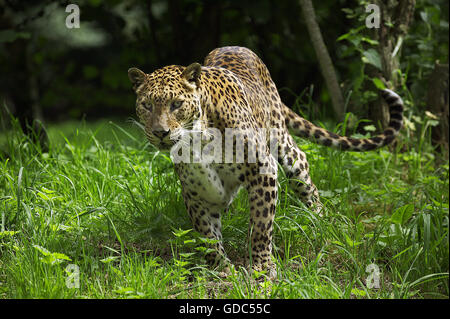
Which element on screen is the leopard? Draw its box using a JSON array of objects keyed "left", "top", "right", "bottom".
[{"left": 128, "top": 46, "right": 403, "bottom": 277}]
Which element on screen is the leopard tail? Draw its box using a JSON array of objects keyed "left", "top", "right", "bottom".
[{"left": 282, "top": 89, "right": 403, "bottom": 151}]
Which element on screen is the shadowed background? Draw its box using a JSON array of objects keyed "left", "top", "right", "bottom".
[{"left": 0, "top": 0, "right": 448, "bottom": 149}]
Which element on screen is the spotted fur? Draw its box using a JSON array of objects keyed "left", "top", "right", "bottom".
[{"left": 128, "top": 46, "right": 403, "bottom": 276}]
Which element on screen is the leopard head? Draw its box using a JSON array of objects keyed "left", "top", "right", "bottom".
[{"left": 128, "top": 63, "right": 203, "bottom": 150}]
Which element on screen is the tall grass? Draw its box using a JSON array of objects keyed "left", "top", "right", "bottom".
[{"left": 0, "top": 113, "right": 448, "bottom": 299}]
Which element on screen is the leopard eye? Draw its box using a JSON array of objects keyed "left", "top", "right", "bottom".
[
  {"left": 143, "top": 102, "right": 153, "bottom": 112},
  {"left": 170, "top": 100, "right": 183, "bottom": 112}
]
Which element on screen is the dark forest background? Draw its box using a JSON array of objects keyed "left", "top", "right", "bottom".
[{"left": 0, "top": 0, "right": 448, "bottom": 151}]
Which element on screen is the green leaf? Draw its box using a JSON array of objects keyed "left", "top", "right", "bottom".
[
  {"left": 351, "top": 288, "right": 367, "bottom": 296},
  {"left": 33, "top": 244, "right": 51, "bottom": 256},
  {"left": 114, "top": 287, "right": 135, "bottom": 295},
  {"left": 41, "top": 187, "right": 55, "bottom": 194},
  {"left": 100, "top": 256, "right": 119, "bottom": 263},
  {"left": 390, "top": 204, "right": 414, "bottom": 225},
  {"left": 362, "top": 37, "right": 379, "bottom": 45},
  {"left": 172, "top": 228, "right": 192, "bottom": 238},
  {"left": 37, "top": 192, "right": 50, "bottom": 201},
  {"left": 33, "top": 245, "right": 72, "bottom": 265},
  {"left": 372, "top": 78, "right": 386, "bottom": 89},
  {"left": 427, "top": 120, "right": 439, "bottom": 127},
  {"left": 363, "top": 125, "right": 376, "bottom": 132},
  {"left": 332, "top": 240, "right": 344, "bottom": 247},
  {"left": 198, "top": 237, "right": 220, "bottom": 245},
  {"left": 0, "top": 231, "right": 20, "bottom": 239},
  {"left": 51, "top": 253, "right": 72, "bottom": 261},
  {"left": 345, "top": 234, "right": 363, "bottom": 247},
  {"left": 362, "top": 49, "right": 382, "bottom": 70},
  {"left": 337, "top": 33, "right": 351, "bottom": 41},
  {"left": 145, "top": 259, "right": 160, "bottom": 268}
]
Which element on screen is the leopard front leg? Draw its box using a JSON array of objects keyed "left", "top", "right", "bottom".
[
  {"left": 176, "top": 163, "right": 231, "bottom": 269},
  {"left": 245, "top": 159, "right": 278, "bottom": 278},
  {"left": 184, "top": 199, "right": 230, "bottom": 268}
]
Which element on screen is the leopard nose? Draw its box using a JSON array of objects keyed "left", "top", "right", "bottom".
[{"left": 153, "top": 129, "right": 170, "bottom": 139}]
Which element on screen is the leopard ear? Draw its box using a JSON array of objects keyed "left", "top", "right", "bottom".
[
  {"left": 181, "top": 63, "right": 201, "bottom": 89},
  {"left": 128, "top": 67, "right": 146, "bottom": 90}
]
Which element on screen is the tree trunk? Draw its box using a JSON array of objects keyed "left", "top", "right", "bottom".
[
  {"left": 146, "top": 0, "right": 162, "bottom": 65},
  {"left": 299, "top": 0, "right": 345, "bottom": 119},
  {"left": 427, "top": 63, "right": 449, "bottom": 157},
  {"left": 1, "top": 7, "right": 49, "bottom": 151}
]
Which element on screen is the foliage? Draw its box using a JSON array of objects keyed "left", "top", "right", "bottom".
[
  {"left": 0, "top": 1, "right": 386, "bottom": 120},
  {"left": 336, "top": 0, "right": 448, "bottom": 149},
  {"left": 0, "top": 0, "right": 447, "bottom": 126},
  {"left": 403, "top": 0, "right": 449, "bottom": 104}
]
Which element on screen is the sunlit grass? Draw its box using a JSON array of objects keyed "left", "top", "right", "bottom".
[{"left": 0, "top": 116, "right": 448, "bottom": 298}]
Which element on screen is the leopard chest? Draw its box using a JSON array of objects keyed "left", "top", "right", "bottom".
[{"left": 175, "top": 163, "right": 243, "bottom": 208}]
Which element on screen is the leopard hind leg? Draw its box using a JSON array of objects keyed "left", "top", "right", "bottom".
[{"left": 277, "top": 133, "right": 324, "bottom": 215}]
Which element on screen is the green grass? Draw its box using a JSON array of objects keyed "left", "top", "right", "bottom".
[{"left": 0, "top": 116, "right": 448, "bottom": 299}]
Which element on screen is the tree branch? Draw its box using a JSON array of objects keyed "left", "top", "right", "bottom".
[{"left": 299, "top": 0, "right": 345, "bottom": 118}]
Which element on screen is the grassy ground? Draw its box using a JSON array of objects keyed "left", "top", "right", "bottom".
[{"left": 0, "top": 117, "right": 448, "bottom": 299}]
